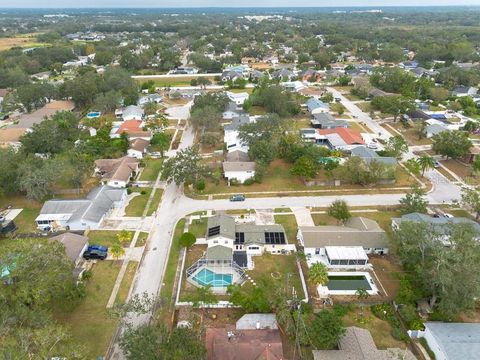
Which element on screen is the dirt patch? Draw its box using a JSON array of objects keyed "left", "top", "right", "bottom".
[{"left": 369, "top": 255, "right": 404, "bottom": 300}]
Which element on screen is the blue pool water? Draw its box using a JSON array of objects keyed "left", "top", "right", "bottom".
[
  {"left": 86, "top": 111, "right": 101, "bottom": 118},
  {"left": 192, "top": 268, "right": 233, "bottom": 287}
]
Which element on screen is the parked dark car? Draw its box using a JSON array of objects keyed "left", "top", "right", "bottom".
[
  {"left": 83, "top": 248, "right": 107, "bottom": 260},
  {"left": 230, "top": 194, "right": 246, "bottom": 201},
  {"left": 88, "top": 245, "right": 108, "bottom": 252}
]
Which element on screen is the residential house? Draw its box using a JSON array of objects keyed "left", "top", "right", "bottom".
[
  {"left": 49, "top": 232, "right": 89, "bottom": 267},
  {"left": 221, "top": 70, "right": 243, "bottom": 82},
  {"left": 392, "top": 213, "right": 480, "bottom": 245},
  {"left": 282, "top": 80, "right": 306, "bottom": 92},
  {"left": 351, "top": 146, "right": 397, "bottom": 166},
  {"left": 249, "top": 69, "right": 265, "bottom": 82},
  {"left": 425, "top": 123, "right": 447, "bottom": 138},
  {"left": 206, "top": 324, "right": 283, "bottom": 360},
  {"left": 306, "top": 98, "right": 329, "bottom": 115},
  {"left": 113, "top": 120, "right": 152, "bottom": 140},
  {"left": 223, "top": 150, "right": 256, "bottom": 184},
  {"left": 35, "top": 185, "right": 126, "bottom": 231},
  {"left": 400, "top": 60, "right": 419, "bottom": 70},
  {"left": 302, "top": 127, "right": 365, "bottom": 151},
  {"left": 172, "top": 67, "right": 198, "bottom": 74},
  {"left": 224, "top": 115, "right": 251, "bottom": 153},
  {"left": 412, "top": 322, "right": 480, "bottom": 360},
  {"left": 137, "top": 94, "right": 163, "bottom": 106},
  {"left": 314, "top": 327, "right": 416, "bottom": 360},
  {"left": 368, "top": 87, "right": 395, "bottom": 98},
  {"left": 301, "top": 69, "right": 321, "bottom": 82},
  {"left": 222, "top": 102, "right": 245, "bottom": 119},
  {"left": 311, "top": 113, "right": 349, "bottom": 129},
  {"left": 226, "top": 91, "right": 249, "bottom": 106},
  {"left": 30, "top": 71, "right": 51, "bottom": 81},
  {"left": 94, "top": 156, "right": 140, "bottom": 188},
  {"left": 452, "top": 86, "right": 478, "bottom": 97},
  {"left": 121, "top": 105, "right": 144, "bottom": 121},
  {"left": 297, "top": 217, "right": 389, "bottom": 268},
  {"left": 127, "top": 138, "right": 150, "bottom": 159},
  {"left": 273, "top": 68, "right": 294, "bottom": 81}
]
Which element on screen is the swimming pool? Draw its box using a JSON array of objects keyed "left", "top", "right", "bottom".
[
  {"left": 86, "top": 111, "right": 101, "bottom": 119},
  {"left": 192, "top": 268, "right": 233, "bottom": 288},
  {"left": 327, "top": 275, "right": 372, "bottom": 291}
]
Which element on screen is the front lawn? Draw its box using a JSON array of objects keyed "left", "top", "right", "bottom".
[
  {"left": 115, "top": 260, "right": 138, "bottom": 305},
  {"left": 55, "top": 261, "right": 127, "bottom": 359},
  {"left": 387, "top": 122, "right": 432, "bottom": 146},
  {"left": 274, "top": 214, "right": 298, "bottom": 245},
  {"left": 188, "top": 216, "right": 208, "bottom": 238},
  {"left": 125, "top": 188, "right": 152, "bottom": 216},
  {"left": 140, "top": 159, "right": 163, "bottom": 181},
  {"left": 440, "top": 159, "right": 479, "bottom": 185},
  {"left": 87, "top": 230, "right": 134, "bottom": 247}
]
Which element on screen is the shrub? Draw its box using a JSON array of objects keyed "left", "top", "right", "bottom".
[
  {"left": 127, "top": 188, "right": 132, "bottom": 195},
  {"left": 243, "top": 178, "right": 254, "bottom": 186},
  {"left": 195, "top": 179, "right": 206, "bottom": 191},
  {"left": 179, "top": 232, "right": 196, "bottom": 248},
  {"left": 140, "top": 190, "right": 147, "bottom": 195},
  {"left": 333, "top": 304, "right": 348, "bottom": 317},
  {"left": 391, "top": 326, "right": 405, "bottom": 341}
]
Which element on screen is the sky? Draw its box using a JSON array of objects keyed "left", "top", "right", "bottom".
[{"left": 3, "top": 0, "right": 480, "bottom": 8}]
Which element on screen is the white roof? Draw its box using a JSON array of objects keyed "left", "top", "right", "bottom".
[{"left": 325, "top": 246, "right": 368, "bottom": 261}]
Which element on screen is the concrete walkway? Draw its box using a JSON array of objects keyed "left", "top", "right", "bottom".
[{"left": 291, "top": 207, "right": 315, "bottom": 226}]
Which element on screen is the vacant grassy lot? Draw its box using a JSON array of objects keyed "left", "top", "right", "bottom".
[
  {"left": 0, "top": 36, "right": 47, "bottom": 51},
  {"left": 87, "top": 230, "right": 133, "bottom": 247},
  {"left": 194, "top": 159, "right": 416, "bottom": 197},
  {"left": 137, "top": 75, "right": 217, "bottom": 88},
  {"left": 387, "top": 122, "right": 432, "bottom": 146},
  {"left": 356, "top": 101, "right": 374, "bottom": 113},
  {"left": 274, "top": 214, "right": 298, "bottom": 245},
  {"left": 140, "top": 158, "right": 163, "bottom": 181},
  {"left": 55, "top": 261, "right": 125, "bottom": 359},
  {"left": 342, "top": 307, "right": 407, "bottom": 349}
]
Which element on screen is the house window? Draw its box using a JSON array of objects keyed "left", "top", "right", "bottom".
[
  {"left": 315, "top": 248, "right": 320, "bottom": 255},
  {"left": 249, "top": 246, "right": 260, "bottom": 250},
  {"left": 224, "top": 240, "right": 228, "bottom": 244},
  {"left": 213, "top": 240, "right": 218, "bottom": 244}
]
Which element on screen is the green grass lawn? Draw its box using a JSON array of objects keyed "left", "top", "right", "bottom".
[
  {"left": 249, "top": 105, "right": 267, "bottom": 115},
  {"left": 274, "top": 215, "right": 298, "bottom": 245},
  {"left": 87, "top": 230, "right": 133, "bottom": 247},
  {"left": 0, "top": 196, "right": 41, "bottom": 233},
  {"left": 115, "top": 260, "right": 138, "bottom": 305},
  {"left": 342, "top": 307, "right": 407, "bottom": 349},
  {"left": 140, "top": 159, "right": 163, "bottom": 181},
  {"left": 125, "top": 188, "right": 152, "bottom": 216},
  {"left": 146, "top": 189, "right": 163, "bottom": 216},
  {"left": 157, "top": 218, "right": 186, "bottom": 324},
  {"left": 55, "top": 261, "right": 127, "bottom": 359},
  {"left": 188, "top": 216, "right": 208, "bottom": 238},
  {"left": 137, "top": 75, "right": 217, "bottom": 88},
  {"left": 136, "top": 232, "right": 149, "bottom": 246},
  {"left": 247, "top": 253, "right": 305, "bottom": 300}
]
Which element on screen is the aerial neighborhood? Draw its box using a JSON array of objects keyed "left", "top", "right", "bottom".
[{"left": 1, "top": 5, "right": 480, "bottom": 360}]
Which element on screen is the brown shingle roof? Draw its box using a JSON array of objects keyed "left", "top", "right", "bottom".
[
  {"left": 49, "top": 232, "right": 88, "bottom": 263},
  {"left": 130, "top": 138, "right": 150, "bottom": 152},
  {"left": 95, "top": 156, "right": 139, "bottom": 183},
  {"left": 206, "top": 327, "right": 284, "bottom": 360}
]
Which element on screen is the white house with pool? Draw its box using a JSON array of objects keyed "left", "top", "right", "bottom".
[
  {"left": 186, "top": 214, "right": 296, "bottom": 293},
  {"left": 297, "top": 217, "right": 389, "bottom": 270}
]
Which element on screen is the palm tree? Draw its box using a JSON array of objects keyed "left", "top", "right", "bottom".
[
  {"left": 418, "top": 155, "right": 435, "bottom": 176},
  {"left": 308, "top": 262, "right": 329, "bottom": 286},
  {"left": 110, "top": 241, "right": 125, "bottom": 261}
]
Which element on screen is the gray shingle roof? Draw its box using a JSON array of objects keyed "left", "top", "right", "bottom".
[
  {"left": 205, "top": 245, "right": 233, "bottom": 261},
  {"left": 351, "top": 146, "right": 397, "bottom": 166},
  {"left": 299, "top": 217, "right": 388, "bottom": 249},
  {"left": 224, "top": 115, "right": 250, "bottom": 131},
  {"left": 392, "top": 213, "right": 480, "bottom": 235},
  {"left": 424, "top": 322, "right": 480, "bottom": 360}
]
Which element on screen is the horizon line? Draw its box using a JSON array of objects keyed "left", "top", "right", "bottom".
[{"left": 1, "top": 5, "right": 480, "bottom": 9}]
